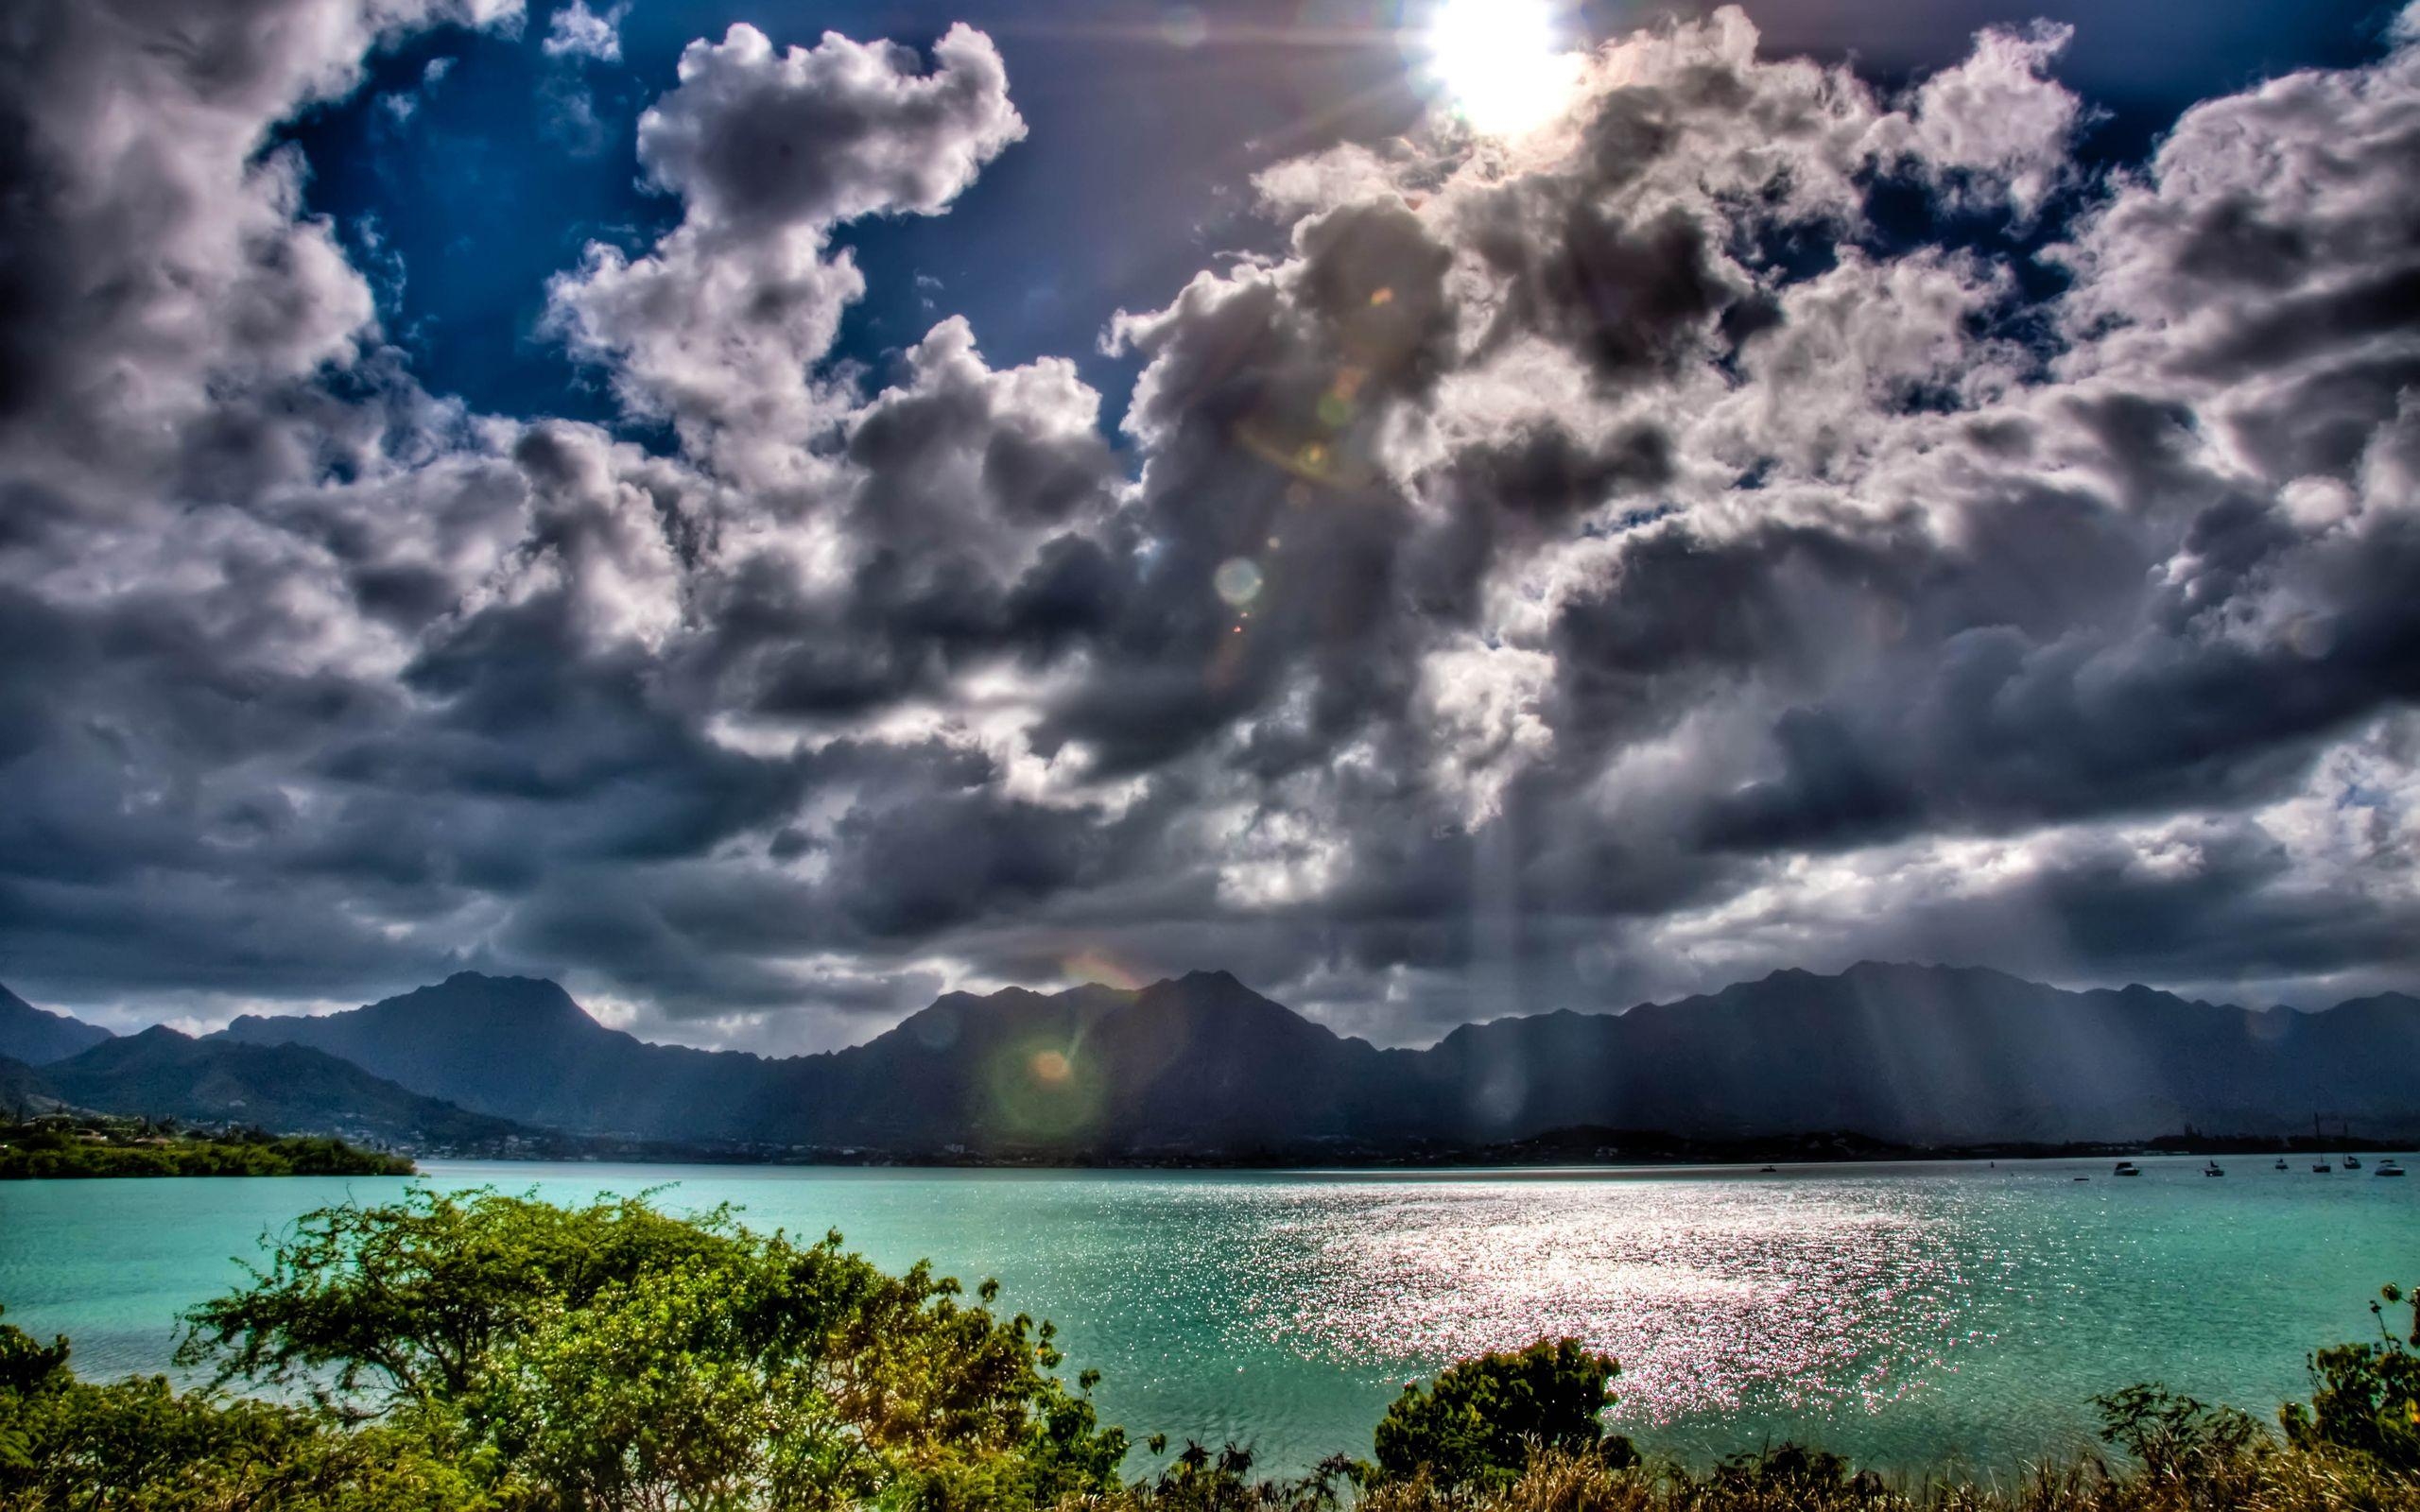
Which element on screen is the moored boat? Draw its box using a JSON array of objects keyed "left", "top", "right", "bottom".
[
  {"left": 2377, "top": 1160, "right": 2406, "bottom": 1177},
  {"left": 2114, "top": 1160, "right": 2141, "bottom": 1177},
  {"left": 2204, "top": 1160, "right": 2224, "bottom": 1177}
]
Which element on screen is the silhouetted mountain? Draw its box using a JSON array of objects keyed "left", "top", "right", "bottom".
[
  {"left": 37, "top": 1027, "right": 537, "bottom": 1148},
  {"left": 204, "top": 963, "right": 2420, "bottom": 1154},
  {"left": 220, "top": 973, "right": 792, "bottom": 1139},
  {"left": 786, "top": 971, "right": 1388, "bottom": 1151},
  {"left": 0, "top": 984, "right": 112, "bottom": 1065},
  {"left": 1384, "top": 964, "right": 2420, "bottom": 1143}
]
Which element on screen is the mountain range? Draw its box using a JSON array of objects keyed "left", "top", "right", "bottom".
[{"left": 6, "top": 964, "right": 2416, "bottom": 1156}]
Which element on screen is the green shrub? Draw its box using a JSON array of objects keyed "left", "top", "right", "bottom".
[
  {"left": 0, "top": 1307, "right": 68, "bottom": 1400},
  {"left": 173, "top": 1187, "right": 1127, "bottom": 1511},
  {"left": 1709, "top": 1442, "right": 1889, "bottom": 1503},
  {"left": 2281, "top": 1282, "right": 2420, "bottom": 1474},
  {"left": 0, "top": 1377, "right": 491, "bottom": 1511},
  {"left": 1368, "top": 1338, "right": 1634, "bottom": 1491},
  {"left": 2, "top": 1302, "right": 483, "bottom": 1510}
]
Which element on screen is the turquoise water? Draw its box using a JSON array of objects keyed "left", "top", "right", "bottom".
[{"left": 1, "top": 1157, "right": 2411, "bottom": 1475}]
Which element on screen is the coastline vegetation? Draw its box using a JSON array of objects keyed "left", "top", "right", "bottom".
[
  {"left": 1, "top": 1191, "right": 2413, "bottom": 1510},
  {"left": 0, "top": 1115, "right": 414, "bottom": 1179}
]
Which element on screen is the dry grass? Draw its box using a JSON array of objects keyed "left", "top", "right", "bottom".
[{"left": 1062, "top": 1442, "right": 2420, "bottom": 1512}]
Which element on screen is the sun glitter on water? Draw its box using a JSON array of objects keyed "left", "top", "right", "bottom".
[{"left": 1422, "top": 0, "right": 1582, "bottom": 138}]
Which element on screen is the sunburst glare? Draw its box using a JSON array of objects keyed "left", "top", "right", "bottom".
[{"left": 1423, "top": 0, "right": 1581, "bottom": 138}]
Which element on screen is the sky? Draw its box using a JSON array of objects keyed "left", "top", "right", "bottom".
[{"left": 2, "top": 0, "right": 2416, "bottom": 1052}]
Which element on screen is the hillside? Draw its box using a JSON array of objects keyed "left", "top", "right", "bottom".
[
  {"left": 37, "top": 1028, "right": 544, "bottom": 1151},
  {"left": 0, "top": 1054, "right": 57, "bottom": 1115}
]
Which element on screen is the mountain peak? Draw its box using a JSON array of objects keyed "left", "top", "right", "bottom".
[
  {"left": 1841, "top": 959, "right": 1994, "bottom": 982},
  {"left": 213, "top": 971, "right": 679, "bottom": 1136},
  {"left": 434, "top": 970, "right": 581, "bottom": 1001},
  {"left": 0, "top": 985, "right": 116, "bottom": 1066},
  {"left": 401, "top": 972, "right": 599, "bottom": 1027},
  {"left": 440, "top": 969, "right": 549, "bottom": 989}
]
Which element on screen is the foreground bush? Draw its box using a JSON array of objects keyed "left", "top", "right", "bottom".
[
  {"left": 0, "top": 1304, "right": 483, "bottom": 1510},
  {"left": 2281, "top": 1284, "right": 2420, "bottom": 1475},
  {"left": 1369, "top": 1340, "right": 1634, "bottom": 1490},
  {"left": 123, "top": 1187, "right": 1121, "bottom": 1510}
]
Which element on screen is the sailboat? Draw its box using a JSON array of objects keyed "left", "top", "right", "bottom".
[
  {"left": 2273, "top": 1158, "right": 2290, "bottom": 1170},
  {"left": 2312, "top": 1160, "right": 2334, "bottom": 1173},
  {"left": 2204, "top": 1160, "right": 2224, "bottom": 1177},
  {"left": 2344, "top": 1154, "right": 2361, "bottom": 1169}
]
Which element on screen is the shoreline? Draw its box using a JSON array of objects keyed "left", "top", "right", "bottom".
[{"left": 405, "top": 1130, "right": 2420, "bottom": 1172}]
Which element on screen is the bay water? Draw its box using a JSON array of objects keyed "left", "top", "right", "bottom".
[{"left": 2, "top": 1156, "right": 2410, "bottom": 1476}]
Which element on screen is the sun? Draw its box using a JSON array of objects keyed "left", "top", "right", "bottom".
[{"left": 1423, "top": 0, "right": 1580, "bottom": 138}]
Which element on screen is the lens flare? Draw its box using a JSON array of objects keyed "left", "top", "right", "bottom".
[
  {"left": 1213, "top": 558, "right": 1265, "bottom": 607},
  {"left": 983, "top": 1036, "right": 1102, "bottom": 1140},
  {"left": 1063, "top": 949, "right": 1145, "bottom": 990},
  {"left": 1423, "top": 0, "right": 1579, "bottom": 138}
]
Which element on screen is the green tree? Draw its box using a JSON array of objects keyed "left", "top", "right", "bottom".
[
  {"left": 1366, "top": 1338, "right": 1634, "bottom": 1490},
  {"left": 0, "top": 1305, "right": 69, "bottom": 1400},
  {"left": 176, "top": 1187, "right": 1128, "bottom": 1511},
  {"left": 2281, "top": 1282, "right": 2420, "bottom": 1473},
  {"left": 0, "top": 1303, "right": 72, "bottom": 1474}
]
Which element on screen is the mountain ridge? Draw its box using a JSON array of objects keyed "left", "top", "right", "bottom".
[
  {"left": 11, "top": 965, "right": 2415, "bottom": 1153},
  {"left": 186, "top": 961, "right": 2420, "bottom": 1152}
]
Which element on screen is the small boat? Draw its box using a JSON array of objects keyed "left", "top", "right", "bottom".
[
  {"left": 2114, "top": 1160, "right": 2141, "bottom": 1177},
  {"left": 2377, "top": 1160, "right": 2405, "bottom": 1177},
  {"left": 2344, "top": 1155, "right": 2361, "bottom": 1170},
  {"left": 2313, "top": 1162, "right": 2333, "bottom": 1173},
  {"left": 2274, "top": 1159, "right": 2290, "bottom": 1170},
  {"left": 2073, "top": 1176, "right": 2090, "bottom": 1182},
  {"left": 2204, "top": 1161, "right": 2224, "bottom": 1177}
]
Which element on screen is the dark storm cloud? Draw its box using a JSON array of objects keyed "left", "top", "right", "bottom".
[
  {"left": 1478, "top": 205, "right": 1745, "bottom": 383},
  {"left": 1, "top": 0, "right": 2417, "bottom": 1047}
]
